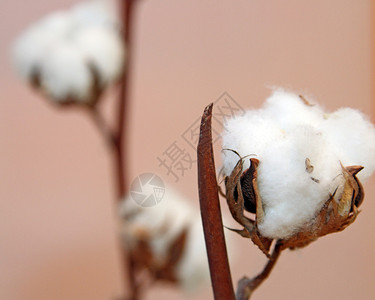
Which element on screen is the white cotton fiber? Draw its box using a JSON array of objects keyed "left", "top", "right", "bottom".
[
  {"left": 256, "top": 125, "right": 344, "bottom": 238},
  {"left": 321, "top": 108, "right": 375, "bottom": 181},
  {"left": 35, "top": 11, "right": 74, "bottom": 36},
  {"left": 262, "top": 90, "right": 324, "bottom": 130},
  {"left": 39, "top": 44, "right": 92, "bottom": 102},
  {"left": 222, "top": 111, "right": 284, "bottom": 175},
  {"left": 72, "top": 0, "right": 119, "bottom": 29},
  {"left": 73, "top": 27, "right": 125, "bottom": 85},
  {"left": 221, "top": 89, "right": 375, "bottom": 239},
  {"left": 12, "top": 0, "right": 124, "bottom": 104}
]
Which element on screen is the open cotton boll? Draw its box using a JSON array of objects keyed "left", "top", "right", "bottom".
[
  {"left": 12, "top": 0, "right": 125, "bottom": 104},
  {"left": 120, "top": 187, "right": 210, "bottom": 291},
  {"left": 321, "top": 108, "right": 375, "bottom": 181},
  {"left": 39, "top": 44, "right": 92, "bottom": 102},
  {"left": 73, "top": 27, "right": 125, "bottom": 85},
  {"left": 221, "top": 89, "right": 375, "bottom": 241},
  {"left": 121, "top": 187, "right": 194, "bottom": 259}
]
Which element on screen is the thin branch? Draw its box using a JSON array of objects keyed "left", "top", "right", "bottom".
[
  {"left": 197, "top": 103, "right": 236, "bottom": 300},
  {"left": 115, "top": 0, "right": 136, "bottom": 200},
  {"left": 236, "top": 241, "right": 282, "bottom": 300},
  {"left": 86, "top": 106, "right": 117, "bottom": 148},
  {"left": 116, "top": 1, "right": 138, "bottom": 300}
]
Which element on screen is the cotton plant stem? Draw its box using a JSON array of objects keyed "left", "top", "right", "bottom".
[
  {"left": 197, "top": 103, "right": 236, "bottom": 300},
  {"left": 236, "top": 241, "right": 282, "bottom": 300},
  {"left": 87, "top": 106, "right": 117, "bottom": 148},
  {"left": 112, "top": 1, "right": 139, "bottom": 299},
  {"left": 116, "top": 0, "right": 136, "bottom": 199}
]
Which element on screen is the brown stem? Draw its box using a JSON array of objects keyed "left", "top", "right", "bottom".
[
  {"left": 115, "top": 1, "right": 138, "bottom": 299},
  {"left": 86, "top": 106, "right": 117, "bottom": 147},
  {"left": 197, "top": 103, "right": 236, "bottom": 300},
  {"left": 236, "top": 241, "right": 282, "bottom": 300},
  {"left": 116, "top": 0, "right": 136, "bottom": 199}
]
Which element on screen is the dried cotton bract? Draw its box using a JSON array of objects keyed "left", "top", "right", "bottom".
[
  {"left": 221, "top": 89, "right": 375, "bottom": 254},
  {"left": 12, "top": 0, "right": 125, "bottom": 105},
  {"left": 119, "top": 188, "right": 210, "bottom": 292}
]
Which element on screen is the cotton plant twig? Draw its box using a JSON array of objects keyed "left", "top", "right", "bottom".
[
  {"left": 236, "top": 241, "right": 282, "bottom": 300},
  {"left": 115, "top": 1, "right": 138, "bottom": 299},
  {"left": 197, "top": 103, "right": 236, "bottom": 300},
  {"left": 116, "top": 0, "right": 136, "bottom": 199},
  {"left": 85, "top": 106, "right": 117, "bottom": 147}
]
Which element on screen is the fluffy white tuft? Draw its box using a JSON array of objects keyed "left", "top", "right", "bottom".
[
  {"left": 222, "top": 89, "right": 375, "bottom": 239},
  {"left": 73, "top": 27, "right": 125, "bottom": 85},
  {"left": 12, "top": 0, "right": 124, "bottom": 103},
  {"left": 120, "top": 187, "right": 210, "bottom": 292},
  {"left": 72, "top": 0, "right": 119, "bottom": 29},
  {"left": 39, "top": 44, "right": 92, "bottom": 102},
  {"left": 321, "top": 108, "right": 375, "bottom": 181}
]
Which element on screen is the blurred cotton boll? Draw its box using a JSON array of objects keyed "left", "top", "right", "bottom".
[
  {"left": 119, "top": 187, "right": 210, "bottom": 293},
  {"left": 12, "top": 0, "right": 125, "bottom": 105}
]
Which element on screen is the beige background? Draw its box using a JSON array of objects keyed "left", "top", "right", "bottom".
[{"left": 1, "top": 0, "right": 375, "bottom": 299}]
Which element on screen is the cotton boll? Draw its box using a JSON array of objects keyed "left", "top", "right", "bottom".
[
  {"left": 120, "top": 187, "right": 210, "bottom": 292},
  {"left": 12, "top": 0, "right": 125, "bottom": 104},
  {"left": 39, "top": 44, "right": 93, "bottom": 102},
  {"left": 73, "top": 27, "right": 125, "bottom": 86},
  {"left": 121, "top": 188, "right": 194, "bottom": 260},
  {"left": 222, "top": 89, "right": 374, "bottom": 243},
  {"left": 322, "top": 108, "right": 375, "bottom": 181}
]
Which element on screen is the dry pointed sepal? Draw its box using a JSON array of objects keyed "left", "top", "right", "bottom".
[
  {"left": 129, "top": 227, "right": 189, "bottom": 284},
  {"left": 224, "top": 157, "right": 272, "bottom": 257}
]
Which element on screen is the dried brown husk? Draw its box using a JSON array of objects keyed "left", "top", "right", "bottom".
[
  {"left": 224, "top": 157, "right": 364, "bottom": 255},
  {"left": 128, "top": 226, "right": 189, "bottom": 283}
]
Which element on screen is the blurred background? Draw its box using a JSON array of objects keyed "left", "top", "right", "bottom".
[{"left": 1, "top": 0, "right": 375, "bottom": 299}]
